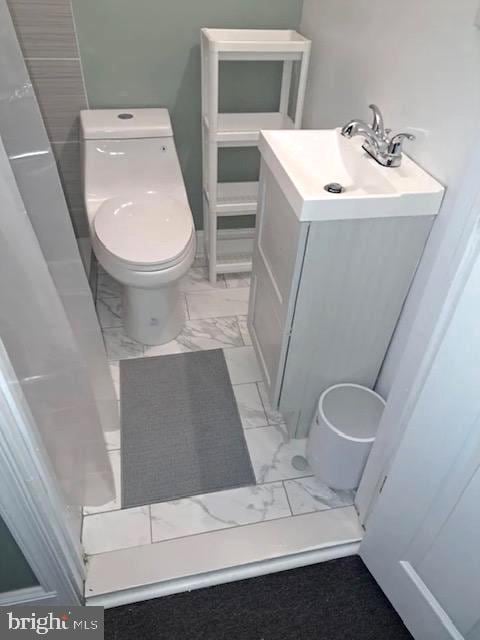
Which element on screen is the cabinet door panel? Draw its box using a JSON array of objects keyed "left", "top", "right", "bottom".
[
  {"left": 249, "top": 257, "right": 285, "bottom": 390},
  {"left": 257, "top": 170, "right": 303, "bottom": 316},
  {"left": 248, "top": 165, "right": 309, "bottom": 404}
]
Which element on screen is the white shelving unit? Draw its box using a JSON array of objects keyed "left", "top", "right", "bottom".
[{"left": 201, "top": 28, "right": 311, "bottom": 282}]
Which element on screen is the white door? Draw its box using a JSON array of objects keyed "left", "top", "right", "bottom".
[{"left": 360, "top": 237, "right": 480, "bottom": 639}]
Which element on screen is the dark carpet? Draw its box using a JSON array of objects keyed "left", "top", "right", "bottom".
[{"left": 105, "top": 556, "right": 413, "bottom": 640}]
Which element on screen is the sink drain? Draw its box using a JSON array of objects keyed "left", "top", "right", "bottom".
[{"left": 324, "top": 182, "right": 344, "bottom": 194}]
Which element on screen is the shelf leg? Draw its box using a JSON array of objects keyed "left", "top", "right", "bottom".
[
  {"left": 208, "top": 212, "right": 217, "bottom": 284},
  {"left": 206, "top": 138, "right": 218, "bottom": 282},
  {"left": 206, "top": 51, "right": 219, "bottom": 282},
  {"left": 293, "top": 49, "right": 311, "bottom": 128},
  {"left": 279, "top": 60, "right": 293, "bottom": 116},
  {"left": 202, "top": 193, "right": 208, "bottom": 264}
]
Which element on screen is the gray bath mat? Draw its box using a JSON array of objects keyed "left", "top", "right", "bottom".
[{"left": 120, "top": 349, "right": 255, "bottom": 508}]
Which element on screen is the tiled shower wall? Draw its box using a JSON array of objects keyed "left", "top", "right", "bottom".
[{"left": 6, "top": 0, "right": 89, "bottom": 237}]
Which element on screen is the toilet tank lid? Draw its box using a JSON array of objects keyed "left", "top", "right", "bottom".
[{"left": 80, "top": 108, "right": 173, "bottom": 140}]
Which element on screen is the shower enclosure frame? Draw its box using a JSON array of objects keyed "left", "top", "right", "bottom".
[{"left": 0, "top": 343, "right": 84, "bottom": 606}]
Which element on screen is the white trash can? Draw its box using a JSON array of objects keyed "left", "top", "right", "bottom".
[{"left": 307, "top": 383, "right": 385, "bottom": 491}]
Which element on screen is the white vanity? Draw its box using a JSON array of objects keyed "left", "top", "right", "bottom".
[{"left": 248, "top": 129, "right": 444, "bottom": 437}]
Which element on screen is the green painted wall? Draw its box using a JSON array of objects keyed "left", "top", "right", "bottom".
[
  {"left": 0, "top": 516, "right": 38, "bottom": 593},
  {"left": 71, "top": 0, "right": 303, "bottom": 229}
]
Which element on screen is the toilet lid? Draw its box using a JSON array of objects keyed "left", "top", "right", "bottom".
[{"left": 94, "top": 193, "right": 193, "bottom": 267}]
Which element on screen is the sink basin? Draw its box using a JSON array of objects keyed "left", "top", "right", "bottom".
[{"left": 258, "top": 129, "right": 444, "bottom": 221}]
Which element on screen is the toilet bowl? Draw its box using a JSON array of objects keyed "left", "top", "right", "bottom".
[{"left": 80, "top": 108, "right": 195, "bottom": 345}]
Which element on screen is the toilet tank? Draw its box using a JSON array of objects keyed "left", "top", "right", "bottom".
[
  {"left": 80, "top": 109, "right": 187, "bottom": 224},
  {"left": 80, "top": 108, "right": 173, "bottom": 140}
]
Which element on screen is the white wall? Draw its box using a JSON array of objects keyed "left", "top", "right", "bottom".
[{"left": 300, "top": 0, "right": 480, "bottom": 395}]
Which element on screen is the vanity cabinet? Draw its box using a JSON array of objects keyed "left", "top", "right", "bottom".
[{"left": 248, "top": 162, "right": 436, "bottom": 438}]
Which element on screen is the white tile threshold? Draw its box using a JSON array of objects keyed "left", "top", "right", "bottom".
[{"left": 85, "top": 506, "right": 362, "bottom": 608}]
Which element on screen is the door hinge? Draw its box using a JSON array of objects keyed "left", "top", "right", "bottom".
[{"left": 379, "top": 474, "right": 388, "bottom": 494}]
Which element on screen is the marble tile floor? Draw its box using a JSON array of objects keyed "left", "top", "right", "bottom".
[{"left": 83, "top": 265, "right": 354, "bottom": 557}]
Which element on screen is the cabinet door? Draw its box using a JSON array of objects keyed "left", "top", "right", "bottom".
[
  {"left": 248, "top": 165, "right": 308, "bottom": 404},
  {"left": 280, "top": 214, "right": 434, "bottom": 437}
]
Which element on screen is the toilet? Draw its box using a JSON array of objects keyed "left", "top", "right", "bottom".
[{"left": 80, "top": 108, "right": 195, "bottom": 345}]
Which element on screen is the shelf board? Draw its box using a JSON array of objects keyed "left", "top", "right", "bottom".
[
  {"left": 201, "top": 29, "right": 310, "bottom": 55},
  {"left": 204, "top": 182, "right": 259, "bottom": 215},
  {"left": 204, "top": 113, "right": 294, "bottom": 145}
]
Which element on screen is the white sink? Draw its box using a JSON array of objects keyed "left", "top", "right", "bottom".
[{"left": 259, "top": 129, "right": 444, "bottom": 221}]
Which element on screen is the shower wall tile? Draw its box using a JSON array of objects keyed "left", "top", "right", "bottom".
[
  {"left": 6, "top": 0, "right": 90, "bottom": 236},
  {"left": 70, "top": 207, "right": 89, "bottom": 238},
  {"left": 26, "top": 59, "right": 87, "bottom": 142},
  {"left": 52, "top": 141, "right": 83, "bottom": 211},
  {"left": 6, "top": 0, "right": 79, "bottom": 58}
]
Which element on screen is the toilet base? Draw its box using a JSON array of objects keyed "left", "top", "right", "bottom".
[{"left": 123, "top": 282, "right": 185, "bottom": 345}]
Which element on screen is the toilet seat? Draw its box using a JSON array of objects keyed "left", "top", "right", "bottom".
[
  {"left": 93, "top": 192, "right": 194, "bottom": 270},
  {"left": 95, "top": 228, "right": 195, "bottom": 274}
]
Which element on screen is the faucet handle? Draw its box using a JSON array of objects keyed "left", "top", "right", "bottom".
[
  {"left": 387, "top": 132, "right": 416, "bottom": 155},
  {"left": 368, "top": 104, "right": 385, "bottom": 137}
]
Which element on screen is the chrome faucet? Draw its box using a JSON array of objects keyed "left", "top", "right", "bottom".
[{"left": 341, "top": 104, "right": 415, "bottom": 168}]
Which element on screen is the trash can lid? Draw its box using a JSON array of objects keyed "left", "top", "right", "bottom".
[{"left": 319, "top": 384, "right": 385, "bottom": 442}]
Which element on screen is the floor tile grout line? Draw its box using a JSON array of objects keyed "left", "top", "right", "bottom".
[
  {"left": 83, "top": 487, "right": 353, "bottom": 534},
  {"left": 148, "top": 505, "right": 153, "bottom": 544},
  {"left": 256, "top": 381, "right": 285, "bottom": 427},
  {"left": 104, "top": 319, "right": 246, "bottom": 355},
  {"left": 251, "top": 388, "right": 285, "bottom": 429},
  {"left": 256, "top": 381, "right": 270, "bottom": 419},
  {"left": 282, "top": 480, "right": 295, "bottom": 517},
  {"left": 232, "top": 381, "right": 269, "bottom": 429},
  {"left": 85, "top": 503, "right": 356, "bottom": 559},
  {"left": 242, "top": 423, "right": 271, "bottom": 431},
  {"left": 97, "top": 291, "right": 121, "bottom": 300},
  {"left": 235, "top": 315, "right": 248, "bottom": 347},
  {"left": 24, "top": 56, "right": 80, "bottom": 61},
  {"left": 149, "top": 510, "right": 293, "bottom": 547},
  {"left": 187, "top": 313, "right": 248, "bottom": 322},
  {"left": 87, "top": 510, "right": 294, "bottom": 556},
  {"left": 82, "top": 478, "right": 312, "bottom": 519},
  {"left": 233, "top": 380, "right": 261, "bottom": 387}
]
